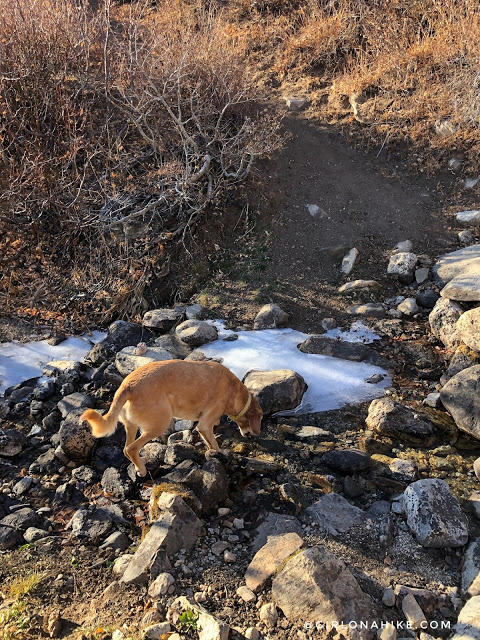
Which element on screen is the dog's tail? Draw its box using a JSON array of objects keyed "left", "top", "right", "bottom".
[{"left": 81, "top": 386, "right": 130, "bottom": 438}]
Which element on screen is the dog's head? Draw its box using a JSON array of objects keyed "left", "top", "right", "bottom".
[{"left": 236, "top": 395, "right": 263, "bottom": 438}]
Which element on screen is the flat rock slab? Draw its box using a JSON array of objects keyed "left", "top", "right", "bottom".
[
  {"left": 433, "top": 244, "right": 480, "bottom": 286},
  {"left": 440, "top": 365, "right": 480, "bottom": 440},
  {"left": 121, "top": 493, "right": 201, "bottom": 585},
  {"left": 349, "top": 303, "right": 385, "bottom": 318},
  {"left": 57, "top": 393, "right": 93, "bottom": 418},
  {"left": 441, "top": 273, "right": 480, "bottom": 301},
  {"left": 245, "top": 532, "right": 304, "bottom": 593},
  {"left": 298, "top": 335, "right": 369, "bottom": 362},
  {"left": 403, "top": 478, "right": 468, "bottom": 548},
  {"left": 272, "top": 546, "right": 374, "bottom": 635},
  {"left": 306, "top": 493, "right": 367, "bottom": 535},
  {"left": 252, "top": 513, "right": 303, "bottom": 554},
  {"left": 115, "top": 346, "right": 173, "bottom": 377}
]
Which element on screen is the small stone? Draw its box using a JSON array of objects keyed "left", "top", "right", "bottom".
[
  {"left": 341, "top": 247, "right": 359, "bottom": 275},
  {"left": 232, "top": 518, "right": 244, "bottom": 530},
  {"left": 237, "top": 586, "right": 257, "bottom": 603},
  {"left": 455, "top": 210, "right": 480, "bottom": 225},
  {"left": 142, "top": 622, "right": 171, "bottom": 639},
  {"left": 148, "top": 572, "right": 175, "bottom": 599},
  {"left": 397, "top": 298, "right": 419, "bottom": 317},
  {"left": 349, "top": 303, "right": 385, "bottom": 318},
  {"left": 176, "top": 320, "right": 218, "bottom": 347},
  {"left": 284, "top": 96, "right": 307, "bottom": 111},
  {"left": 142, "top": 308, "right": 183, "bottom": 332},
  {"left": 259, "top": 603, "right": 278, "bottom": 628},
  {"left": 423, "top": 392, "right": 442, "bottom": 408},
  {"left": 46, "top": 610, "right": 62, "bottom": 638},
  {"left": 224, "top": 550, "right": 236, "bottom": 563},
  {"left": 338, "top": 280, "right": 380, "bottom": 293},
  {"left": 458, "top": 229, "right": 476, "bottom": 245},
  {"left": 379, "top": 623, "right": 397, "bottom": 640},
  {"left": 253, "top": 304, "right": 289, "bottom": 330},
  {"left": 321, "top": 317, "right": 336, "bottom": 330},
  {"left": 415, "top": 268, "right": 430, "bottom": 285},
  {"left": 382, "top": 587, "right": 395, "bottom": 607},
  {"left": 401, "top": 593, "right": 427, "bottom": 630},
  {"left": 394, "top": 240, "right": 413, "bottom": 253},
  {"left": 474, "top": 457, "right": 480, "bottom": 481},
  {"left": 387, "top": 252, "right": 417, "bottom": 283},
  {"left": 245, "top": 629, "right": 261, "bottom": 640}
]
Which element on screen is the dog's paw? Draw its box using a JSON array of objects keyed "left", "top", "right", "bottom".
[{"left": 136, "top": 468, "right": 147, "bottom": 478}]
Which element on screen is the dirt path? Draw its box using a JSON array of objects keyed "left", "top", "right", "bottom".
[{"left": 214, "top": 115, "right": 455, "bottom": 332}]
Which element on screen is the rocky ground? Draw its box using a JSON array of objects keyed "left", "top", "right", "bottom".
[{"left": 1, "top": 228, "right": 480, "bottom": 640}]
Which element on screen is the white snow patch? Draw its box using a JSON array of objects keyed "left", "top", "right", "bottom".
[
  {"left": 201, "top": 322, "right": 390, "bottom": 415},
  {"left": 0, "top": 332, "right": 106, "bottom": 394}
]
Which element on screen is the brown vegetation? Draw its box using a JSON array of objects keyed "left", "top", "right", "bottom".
[{"left": 1, "top": 0, "right": 480, "bottom": 328}]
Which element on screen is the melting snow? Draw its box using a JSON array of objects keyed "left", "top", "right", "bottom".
[
  {"left": 0, "top": 332, "right": 106, "bottom": 395},
  {"left": 202, "top": 322, "right": 390, "bottom": 415}
]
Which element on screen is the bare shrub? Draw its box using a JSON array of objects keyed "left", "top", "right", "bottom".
[{"left": 0, "top": 0, "right": 282, "bottom": 324}]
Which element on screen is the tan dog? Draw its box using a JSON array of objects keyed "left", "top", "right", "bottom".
[{"left": 81, "top": 359, "right": 262, "bottom": 477}]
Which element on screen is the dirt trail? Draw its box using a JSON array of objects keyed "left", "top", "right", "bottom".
[{"left": 222, "top": 115, "right": 456, "bottom": 331}]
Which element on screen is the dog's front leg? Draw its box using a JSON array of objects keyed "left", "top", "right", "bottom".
[{"left": 196, "top": 419, "right": 220, "bottom": 451}]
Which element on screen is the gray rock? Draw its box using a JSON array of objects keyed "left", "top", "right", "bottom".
[
  {"left": 394, "top": 240, "right": 413, "bottom": 253},
  {"left": 401, "top": 593, "right": 427, "bottom": 630},
  {"left": 341, "top": 248, "right": 359, "bottom": 275},
  {"left": 99, "top": 531, "right": 130, "bottom": 552},
  {"left": 143, "top": 308, "right": 184, "bottom": 332},
  {"left": 461, "top": 538, "right": 480, "bottom": 596},
  {"left": 296, "top": 426, "right": 330, "bottom": 438},
  {"left": 115, "top": 346, "right": 173, "bottom": 377},
  {"left": 382, "top": 588, "right": 396, "bottom": 607},
  {"left": 458, "top": 229, "right": 476, "bottom": 245},
  {"left": 321, "top": 448, "right": 371, "bottom": 473},
  {"left": 440, "top": 365, "right": 480, "bottom": 439},
  {"left": 365, "top": 398, "right": 435, "bottom": 439},
  {"left": 450, "top": 596, "right": 480, "bottom": 640},
  {"left": 387, "top": 252, "right": 417, "bottom": 283},
  {"left": 143, "top": 623, "right": 172, "bottom": 640},
  {"left": 1, "top": 507, "right": 40, "bottom": 530},
  {"left": 389, "top": 458, "right": 418, "bottom": 482},
  {"left": 186, "top": 458, "right": 229, "bottom": 513},
  {"left": 29, "top": 448, "right": 58, "bottom": 474},
  {"left": 455, "top": 210, "right": 480, "bottom": 225},
  {"left": 0, "top": 526, "right": 23, "bottom": 549},
  {"left": 153, "top": 334, "right": 191, "bottom": 359},
  {"left": 397, "top": 298, "right": 419, "bottom": 317},
  {"left": 34, "top": 378, "right": 56, "bottom": 401},
  {"left": 441, "top": 273, "right": 480, "bottom": 302},
  {"left": 0, "top": 428, "right": 27, "bottom": 457},
  {"left": 349, "top": 303, "right": 385, "bottom": 318},
  {"left": 475, "top": 457, "right": 480, "bottom": 481},
  {"left": 306, "top": 493, "right": 367, "bottom": 535},
  {"left": 121, "top": 493, "right": 200, "bottom": 585},
  {"left": 403, "top": 478, "right": 468, "bottom": 547},
  {"left": 338, "top": 280, "right": 380, "bottom": 293},
  {"left": 175, "top": 320, "right": 218, "bottom": 347},
  {"left": 284, "top": 96, "right": 307, "bottom": 111},
  {"left": 433, "top": 244, "right": 480, "bottom": 287},
  {"left": 253, "top": 304, "right": 289, "bottom": 330},
  {"left": 186, "top": 304, "right": 203, "bottom": 320},
  {"left": 57, "top": 393, "right": 93, "bottom": 418},
  {"left": 164, "top": 443, "right": 202, "bottom": 467},
  {"left": 71, "top": 465, "right": 96, "bottom": 484},
  {"left": 148, "top": 572, "right": 175, "bottom": 598},
  {"left": 252, "top": 513, "right": 303, "bottom": 554},
  {"left": 457, "top": 307, "right": 480, "bottom": 352},
  {"left": 43, "top": 360, "right": 82, "bottom": 384},
  {"left": 416, "top": 288, "right": 440, "bottom": 309},
  {"left": 86, "top": 320, "right": 154, "bottom": 365},
  {"left": 53, "top": 482, "right": 73, "bottom": 505},
  {"left": 423, "top": 392, "right": 442, "bottom": 408},
  {"left": 415, "top": 268, "right": 430, "bottom": 285},
  {"left": 69, "top": 507, "right": 113, "bottom": 542},
  {"left": 59, "top": 410, "right": 95, "bottom": 460},
  {"left": 13, "top": 476, "right": 34, "bottom": 496},
  {"left": 272, "top": 546, "right": 374, "bottom": 636},
  {"left": 23, "top": 527, "right": 50, "bottom": 543},
  {"left": 243, "top": 369, "right": 306, "bottom": 415},
  {"left": 139, "top": 443, "right": 167, "bottom": 471},
  {"left": 428, "top": 298, "right": 463, "bottom": 347},
  {"left": 298, "top": 335, "right": 369, "bottom": 362},
  {"left": 101, "top": 468, "right": 133, "bottom": 499}
]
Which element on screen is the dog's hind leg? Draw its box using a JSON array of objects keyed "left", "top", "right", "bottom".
[{"left": 122, "top": 420, "right": 138, "bottom": 465}]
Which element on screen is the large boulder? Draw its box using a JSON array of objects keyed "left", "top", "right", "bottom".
[
  {"left": 272, "top": 546, "right": 375, "bottom": 637},
  {"left": 403, "top": 478, "right": 468, "bottom": 548},
  {"left": 456, "top": 307, "right": 480, "bottom": 352},
  {"left": 433, "top": 244, "right": 480, "bottom": 286},
  {"left": 243, "top": 369, "right": 306, "bottom": 415},
  {"left": 142, "top": 308, "right": 184, "bottom": 332},
  {"left": 115, "top": 345, "right": 173, "bottom": 377},
  {"left": 365, "top": 398, "right": 435, "bottom": 439},
  {"left": 440, "top": 365, "right": 480, "bottom": 440},
  {"left": 254, "top": 304, "right": 289, "bottom": 330},
  {"left": 86, "top": 320, "right": 154, "bottom": 365},
  {"left": 175, "top": 320, "right": 218, "bottom": 347},
  {"left": 428, "top": 298, "right": 463, "bottom": 348}
]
